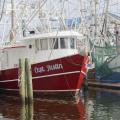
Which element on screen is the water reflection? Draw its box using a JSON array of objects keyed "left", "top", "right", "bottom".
[
  {"left": 20, "top": 103, "right": 33, "bottom": 120},
  {"left": 33, "top": 98, "right": 85, "bottom": 120},
  {"left": 85, "top": 88, "right": 120, "bottom": 120},
  {"left": 0, "top": 89, "right": 120, "bottom": 120},
  {"left": 0, "top": 95, "right": 85, "bottom": 120},
  {"left": 0, "top": 95, "right": 21, "bottom": 120}
]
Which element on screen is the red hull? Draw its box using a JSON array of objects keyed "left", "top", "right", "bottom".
[{"left": 0, "top": 54, "right": 88, "bottom": 95}]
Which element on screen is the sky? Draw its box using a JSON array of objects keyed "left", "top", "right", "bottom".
[{"left": 0, "top": 0, "right": 120, "bottom": 42}]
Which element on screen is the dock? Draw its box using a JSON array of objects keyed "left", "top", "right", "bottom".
[{"left": 88, "top": 81, "right": 120, "bottom": 90}]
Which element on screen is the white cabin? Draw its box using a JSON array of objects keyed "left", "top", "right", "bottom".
[{"left": 0, "top": 31, "right": 86, "bottom": 70}]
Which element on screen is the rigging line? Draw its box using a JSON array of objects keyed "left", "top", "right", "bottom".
[
  {"left": 78, "top": 0, "right": 85, "bottom": 31},
  {"left": 60, "top": 0, "right": 65, "bottom": 18},
  {"left": 65, "top": 55, "right": 83, "bottom": 66},
  {"left": 109, "top": 2, "right": 120, "bottom": 7},
  {"left": 3, "top": 0, "right": 47, "bottom": 42},
  {"left": 51, "top": 0, "right": 67, "bottom": 29},
  {"left": 47, "top": 28, "right": 78, "bottom": 61},
  {"left": 47, "top": 1, "right": 70, "bottom": 60},
  {"left": 0, "top": 0, "right": 5, "bottom": 22},
  {"left": 48, "top": 30, "right": 59, "bottom": 60},
  {"left": 60, "top": 0, "right": 68, "bottom": 29},
  {"left": 26, "top": 0, "right": 47, "bottom": 27}
]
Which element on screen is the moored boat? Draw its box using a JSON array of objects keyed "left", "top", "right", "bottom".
[{"left": 0, "top": 30, "right": 88, "bottom": 97}]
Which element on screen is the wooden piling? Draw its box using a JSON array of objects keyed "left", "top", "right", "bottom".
[
  {"left": 25, "top": 58, "right": 33, "bottom": 103},
  {"left": 27, "top": 103, "right": 34, "bottom": 120},
  {"left": 20, "top": 103, "right": 26, "bottom": 120},
  {"left": 19, "top": 58, "right": 26, "bottom": 103},
  {"left": 19, "top": 58, "right": 33, "bottom": 104},
  {"left": 20, "top": 103, "right": 33, "bottom": 120}
]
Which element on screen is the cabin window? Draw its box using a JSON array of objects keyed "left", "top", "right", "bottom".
[
  {"left": 40, "top": 39, "right": 48, "bottom": 50},
  {"left": 53, "top": 38, "right": 58, "bottom": 49},
  {"left": 50, "top": 38, "right": 58, "bottom": 49},
  {"left": 60, "top": 38, "right": 68, "bottom": 49},
  {"left": 70, "top": 38, "right": 75, "bottom": 49},
  {"left": 29, "top": 44, "right": 32, "bottom": 49}
]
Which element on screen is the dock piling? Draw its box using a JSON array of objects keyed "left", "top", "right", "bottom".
[
  {"left": 25, "top": 58, "right": 33, "bottom": 103},
  {"left": 19, "top": 58, "right": 26, "bottom": 103},
  {"left": 19, "top": 58, "right": 33, "bottom": 104}
]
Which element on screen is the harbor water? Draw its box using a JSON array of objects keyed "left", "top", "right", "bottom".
[{"left": 0, "top": 88, "right": 120, "bottom": 120}]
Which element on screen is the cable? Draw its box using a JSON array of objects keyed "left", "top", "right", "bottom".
[
  {"left": 0, "top": 0, "right": 5, "bottom": 22},
  {"left": 48, "top": 30, "right": 59, "bottom": 60}
]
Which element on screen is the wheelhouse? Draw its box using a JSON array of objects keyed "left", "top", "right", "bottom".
[
  {"left": 34, "top": 37, "right": 76, "bottom": 51},
  {"left": 21, "top": 30, "right": 83, "bottom": 51}
]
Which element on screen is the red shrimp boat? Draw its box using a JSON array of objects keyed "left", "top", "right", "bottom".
[{"left": 0, "top": 31, "right": 88, "bottom": 96}]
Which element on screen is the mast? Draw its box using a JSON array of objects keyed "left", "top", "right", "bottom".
[
  {"left": 101, "top": 0, "right": 109, "bottom": 35},
  {"left": 10, "top": 0, "right": 15, "bottom": 41},
  {"left": 79, "top": 0, "right": 83, "bottom": 32},
  {"left": 89, "top": 0, "right": 97, "bottom": 39},
  {"left": 39, "top": 0, "right": 43, "bottom": 18},
  {"left": 94, "top": 0, "right": 97, "bottom": 38},
  {"left": 0, "top": 0, "right": 5, "bottom": 22},
  {"left": 104, "top": 0, "right": 109, "bottom": 34},
  {"left": 90, "top": 0, "right": 98, "bottom": 38}
]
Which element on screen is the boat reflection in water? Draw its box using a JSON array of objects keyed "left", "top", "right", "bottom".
[
  {"left": 1, "top": 89, "right": 120, "bottom": 120},
  {"left": 0, "top": 95, "right": 85, "bottom": 120}
]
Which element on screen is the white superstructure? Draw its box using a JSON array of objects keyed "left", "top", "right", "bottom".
[{"left": 0, "top": 30, "right": 86, "bottom": 70}]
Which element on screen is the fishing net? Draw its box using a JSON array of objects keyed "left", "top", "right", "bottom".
[{"left": 91, "top": 45, "right": 118, "bottom": 80}]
